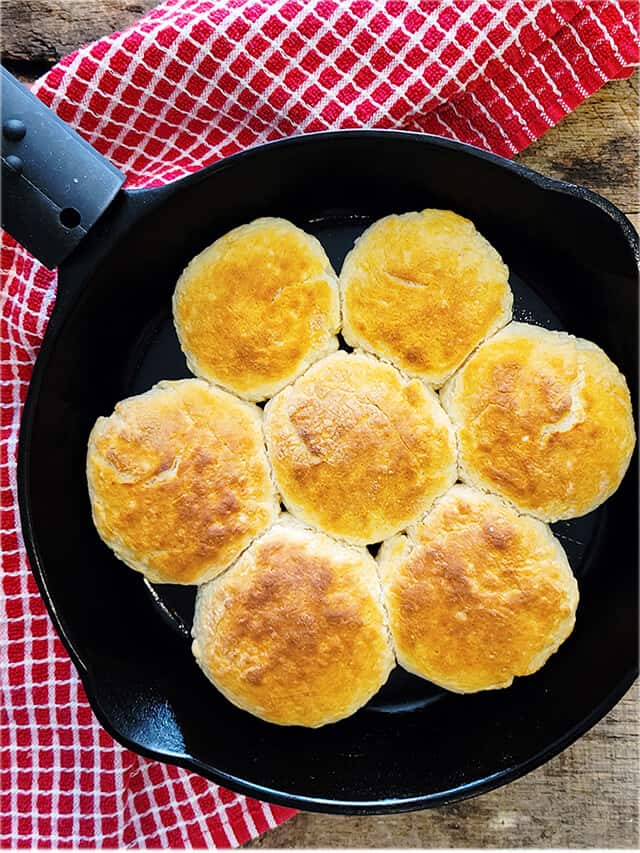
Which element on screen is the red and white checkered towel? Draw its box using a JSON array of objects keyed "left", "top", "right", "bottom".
[{"left": 1, "top": 0, "right": 638, "bottom": 847}]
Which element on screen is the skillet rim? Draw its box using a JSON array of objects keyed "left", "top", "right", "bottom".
[{"left": 16, "top": 129, "right": 639, "bottom": 815}]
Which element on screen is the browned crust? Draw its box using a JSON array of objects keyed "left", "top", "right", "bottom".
[
  {"left": 379, "top": 485, "right": 579, "bottom": 693},
  {"left": 264, "top": 351, "right": 457, "bottom": 544},
  {"left": 340, "top": 210, "right": 512, "bottom": 386},
  {"left": 192, "top": 519, "right": 395, "bottom": 726},
  {"left": 441, "top": 322, "right": 636, "bottom": 521},
  {"left": 86, "top": 379, "right": 279, "bottom": 584},
  {"left": 173, "top": 218, "right": 340, "bottom": 401}
]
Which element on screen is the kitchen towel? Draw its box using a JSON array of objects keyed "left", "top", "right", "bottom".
[{"left": 1, "top": 0, "right": 638, "bottom": 847}]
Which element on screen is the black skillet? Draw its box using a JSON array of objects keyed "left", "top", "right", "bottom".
[{"left": 2, "top": 66, "right": 638, "bottom": 814}]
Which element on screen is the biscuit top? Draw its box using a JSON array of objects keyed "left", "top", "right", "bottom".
[
  {"left": 264, "top": 351, "right": 457, "bottom": 544},
  {"left": 441, "top": 322, "right": 636, "bottom": 521},
  {"left": 87, "top": 379, "right": 278, "bottom": 584},
  {"left": 340, "top": 209, "right": 512, "bottom": 386},
  {"left": 173, "top": 217, "right": 340, "bottom": 401},
  {"left": 192, "top": 519, "right": 395, "bottom": 727},
  {"left": 378, "top": 485, "right": 578, "bottom": 693}
]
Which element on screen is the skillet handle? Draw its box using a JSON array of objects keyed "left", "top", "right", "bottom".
[{"left": 1, "top": 66, "right": 125, "bottom": 270}]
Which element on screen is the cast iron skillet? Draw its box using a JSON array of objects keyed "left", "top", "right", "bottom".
[{"left": 2, "top": 67, "right": 638, "bottom": 814}]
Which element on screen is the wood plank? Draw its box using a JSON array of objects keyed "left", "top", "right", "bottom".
[
  {"left": 518, "top": 74, "right": 639, "bottom": 220},
  {"left": 0, "top": 0, "right": 157, "bottom": 63}
]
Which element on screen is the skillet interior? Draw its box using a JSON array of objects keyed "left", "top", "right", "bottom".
[{"left": 19, "top": 132, "right": 638, "bottom": 813}]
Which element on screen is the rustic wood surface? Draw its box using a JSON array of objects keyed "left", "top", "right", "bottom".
[
  {"left": 1, "top": 0, "right": 158, "bottom": 64},
  {"left": 2, "top": 2, "right": 638, "bottom": 848}
]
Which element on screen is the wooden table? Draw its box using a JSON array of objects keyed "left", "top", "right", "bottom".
[{"left": 3, "top": 2, "right": 638, "bottom": 848}]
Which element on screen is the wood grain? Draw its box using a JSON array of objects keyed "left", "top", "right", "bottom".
[
  {"left": 518, "top": 74, "right": 639, "bottom": 224},
  {"left": 0, "top": 0, "right": 157, "bottom": 63},
  {"left": 1, "top": 2, "right": 638, "bottom": 846}
]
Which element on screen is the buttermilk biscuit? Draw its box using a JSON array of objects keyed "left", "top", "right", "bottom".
[
  {"left": 340, "top": 209, "right": 512, "bottom": 386},
  {"left": 192, "top": 517, "right": 395, "bottom": 727},
  {"left": 263, "top": 351, "right": 457, "bottom": 545},
  {"left": 378, "top": 485, "right": 579, "bottom": 693},
  {"left": 441, "top": 322, "right": 636, "bottom": 521},
  {"left": 173, "top": 217, "right": 340, "bottom": 401},
  {"left": 87, "top": 379, "right": 279, "bottom": 585}
]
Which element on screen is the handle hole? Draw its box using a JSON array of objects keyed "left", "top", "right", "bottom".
[{"left": 59, "top": 207, "right": 81, "bottom": 229}]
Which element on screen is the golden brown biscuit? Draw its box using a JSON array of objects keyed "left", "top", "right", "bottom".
[
  {"left": 378, "top": 485, "right": 579, "bottom": 693},
  {"left": 87, "top": 379, "right": 279, "bottom": 585},
  {"left": 441, "top": 322, "right": 636, "bottom": 521},
  {"left": 264, "top": 351, "right": 457, "bottom": 545},
  {"left": 192, "top": 516, "right": 395, "bottom": 727},
  {"left": 340, "top": 209, "right": 512, "bottom": 386},
  {"left": 173, "top": 217, "right": 340, "bottom": 401}
]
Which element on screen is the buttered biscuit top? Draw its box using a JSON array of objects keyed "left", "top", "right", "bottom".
[
  {"left": 441, "top": 322, "right": 636, "bottom": 521},
  {"left": 264, "top": 351, "right": 457, "bottom": 545},
  {"left": 378, "top": 485, "right": 579, "bottom": 693},
  {"left": 173, "top": 217, "right": 340, "bottom": 401},
  {"left": 340, "top": 209, "right": 512, "bottom": 386},
  {"left": 86, "top": 379, "right": 279, "bottom": 585},
  {"left": 192, "top": 518, "right": 395, "bottom": 727}
]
